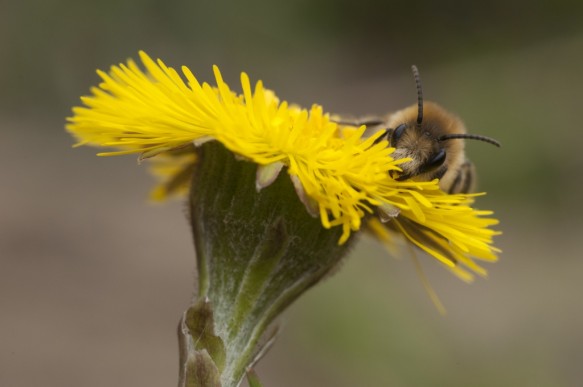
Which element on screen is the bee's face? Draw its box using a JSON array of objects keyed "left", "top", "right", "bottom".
[{"left": 386, "top": 102, "right": 466, "bottom": 183}]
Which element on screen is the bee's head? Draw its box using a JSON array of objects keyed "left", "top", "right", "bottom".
[
  {"left": 388, "top": 66, "right": 500, "bottom": 182},
  {"left": 388, "top": 66, "right": 448, "bottom": 180},
  {"left": 389, "top": 120, "right": 448, "bottom": 181}
]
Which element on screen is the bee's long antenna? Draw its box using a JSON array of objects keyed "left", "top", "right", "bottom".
[
  {"left": 438, "top": 133, "right": 501, "bottom": 147},
  {"left": 411, "top": 65, "right": 423, "bottom": 126}
]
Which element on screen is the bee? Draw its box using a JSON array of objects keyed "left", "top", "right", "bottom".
[
  {"left": 342, "top": 65, "right": 500, "bottom": 194},
  {"left": 340, "top": 67, "right": 501, "bottom": 293}
]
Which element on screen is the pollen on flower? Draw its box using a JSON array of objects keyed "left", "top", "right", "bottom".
[{"left": 66, "top": 51, "right": 500, "bottom": 279}]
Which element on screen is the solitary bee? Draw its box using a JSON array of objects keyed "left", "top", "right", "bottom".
[
  {"left": 339, "top": 67, "right": 500, "bottom": 291},
  {"left": 342, "top": 66, "right": 500, "bottom": 194}
]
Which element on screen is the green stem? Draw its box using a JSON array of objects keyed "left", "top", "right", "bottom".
[{"left": 181, "top": 142, "right": 352, "bottom": 387}]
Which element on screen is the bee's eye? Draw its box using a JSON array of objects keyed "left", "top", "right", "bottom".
[
  {"left": 425, "top": 149, "right": 446, "bottom": 170},
  {"left": 427, "top": 148, "right": 445, "bottom": 168},
  {"left": 390, "top": 123, "right": 408, "bottom": 145}
]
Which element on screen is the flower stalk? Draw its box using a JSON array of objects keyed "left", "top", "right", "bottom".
[{"left": 180, "top": 141, "right": 352, "bottom": 386}]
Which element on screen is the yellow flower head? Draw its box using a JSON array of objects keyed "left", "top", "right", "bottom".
[{"left": 66, "top": 51, "right": 500, "bottom": 280}]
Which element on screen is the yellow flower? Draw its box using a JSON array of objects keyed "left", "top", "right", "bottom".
[
  {"left": 66, "top": 51, "right": 499, "bottom": 280},
  {"left": 148, "top": 144, "right": 197, "bottom": 202}
]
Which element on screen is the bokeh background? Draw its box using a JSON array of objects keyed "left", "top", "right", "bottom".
[{"left": 2, "top": 1, "right": 583, "bottom": 386}]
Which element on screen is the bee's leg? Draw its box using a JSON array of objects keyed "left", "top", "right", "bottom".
[
  {"left": 357, "top": 118, "right": 386, "bottom": 126},
  {"left": 448, "top": 160, "right": 476, "bottom": 194},
  {"left": 333, "top": 117, "right": 389, "bottom": 145},
  {"left": 372, "top": 129, "right": 390, "bottom": 145},
  {"left": 333, "top": 118, "right": 386, "bottom": 127}
]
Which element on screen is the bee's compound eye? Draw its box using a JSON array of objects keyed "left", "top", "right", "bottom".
[
  {"left": 391, "top": 123, "right": 408, "bottom": 145},
  {"left": 427, "top": 148, "right": 446, "bottom": 169}
]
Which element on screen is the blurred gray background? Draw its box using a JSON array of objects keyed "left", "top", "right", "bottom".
[{"left": 2, "top": 1, "right": 583, "bottom": 386}]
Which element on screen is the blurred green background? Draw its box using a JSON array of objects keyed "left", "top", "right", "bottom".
[{"left": 2, "top": 1, "right": 582, "bottom": 386}]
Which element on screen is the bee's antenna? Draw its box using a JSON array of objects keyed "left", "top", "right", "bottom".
[
  {"left": 438, "top": 133, "right": 501, "bottom": 147},
  {"left": 411, "top": 65, "right": 423, "bottom": 126}
]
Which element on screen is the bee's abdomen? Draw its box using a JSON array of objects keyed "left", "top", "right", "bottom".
[{"left": 447, "top": 160, "right": 476, "bottom": 194}]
